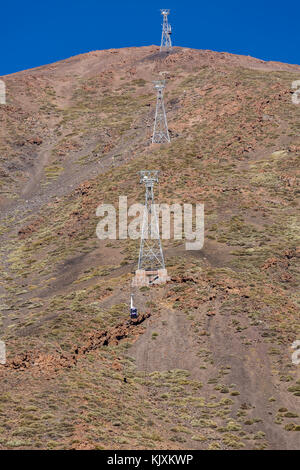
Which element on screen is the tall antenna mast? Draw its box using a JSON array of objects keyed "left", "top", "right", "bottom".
[
  {"left": 152, "top": 80, "right": 170, "bottom": 144},
  {"left": 160, "top": 9, "right": 172, "bottom": 52},
  {"left": 132, "top": 171, "right": 169, "bottom": 287},
  {"left": 138, "top": 171, "right": 165, "bottom": 271}
]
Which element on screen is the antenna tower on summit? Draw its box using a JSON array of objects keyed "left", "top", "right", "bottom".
[{"left": 160, "top": 9, "right": 172, "bottom": 52}]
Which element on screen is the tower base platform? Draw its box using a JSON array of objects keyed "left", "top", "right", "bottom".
[{"left": 132, "top": 269, "right": 170, "bottom": 287}]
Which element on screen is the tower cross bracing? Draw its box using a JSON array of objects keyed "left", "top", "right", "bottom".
[
  {"left": 160, "top": 9, "right": 172, "bottom": 52},
  {"left": 138, "top": 170, "right": 165, "bottom": 271},
  {"left": 152, "top": 80, "right": 170, "bottom": 144}
]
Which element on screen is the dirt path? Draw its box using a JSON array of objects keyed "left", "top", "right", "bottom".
[
  {"left": 130, "top": 307, "right": 199, "bottom": 374},
  {"left": 129, "top": 298, "right": 299, "bottom": 450}
]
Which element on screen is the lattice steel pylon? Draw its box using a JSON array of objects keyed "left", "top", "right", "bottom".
[
  {"left": 152, "top": 80, "right": 170, "bottom": 144},
  {"left": 138, "top": 171, "right": 165, "bottom": 271},
  {"left": 160, "top": 9, "right": 172, "bottom": 51}
]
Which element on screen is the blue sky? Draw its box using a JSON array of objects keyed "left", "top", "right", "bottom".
[{"left": 1, "top": 0, "right": 299, "bottom": 75}]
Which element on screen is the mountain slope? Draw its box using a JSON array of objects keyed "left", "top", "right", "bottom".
[{"left": 0, "top": 46, "right": 299, "bottom": 450}]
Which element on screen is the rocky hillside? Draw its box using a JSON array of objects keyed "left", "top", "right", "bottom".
[{"left": 0, "top": 46, "right": 299, "bottom": 450}]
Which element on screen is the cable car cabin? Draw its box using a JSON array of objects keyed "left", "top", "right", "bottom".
[
  {"left": 130, "top": 294, "right": 138, "bottom": 319},
  {"left": 130, "top": 307, "right": 138, "bottom": 319}
]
